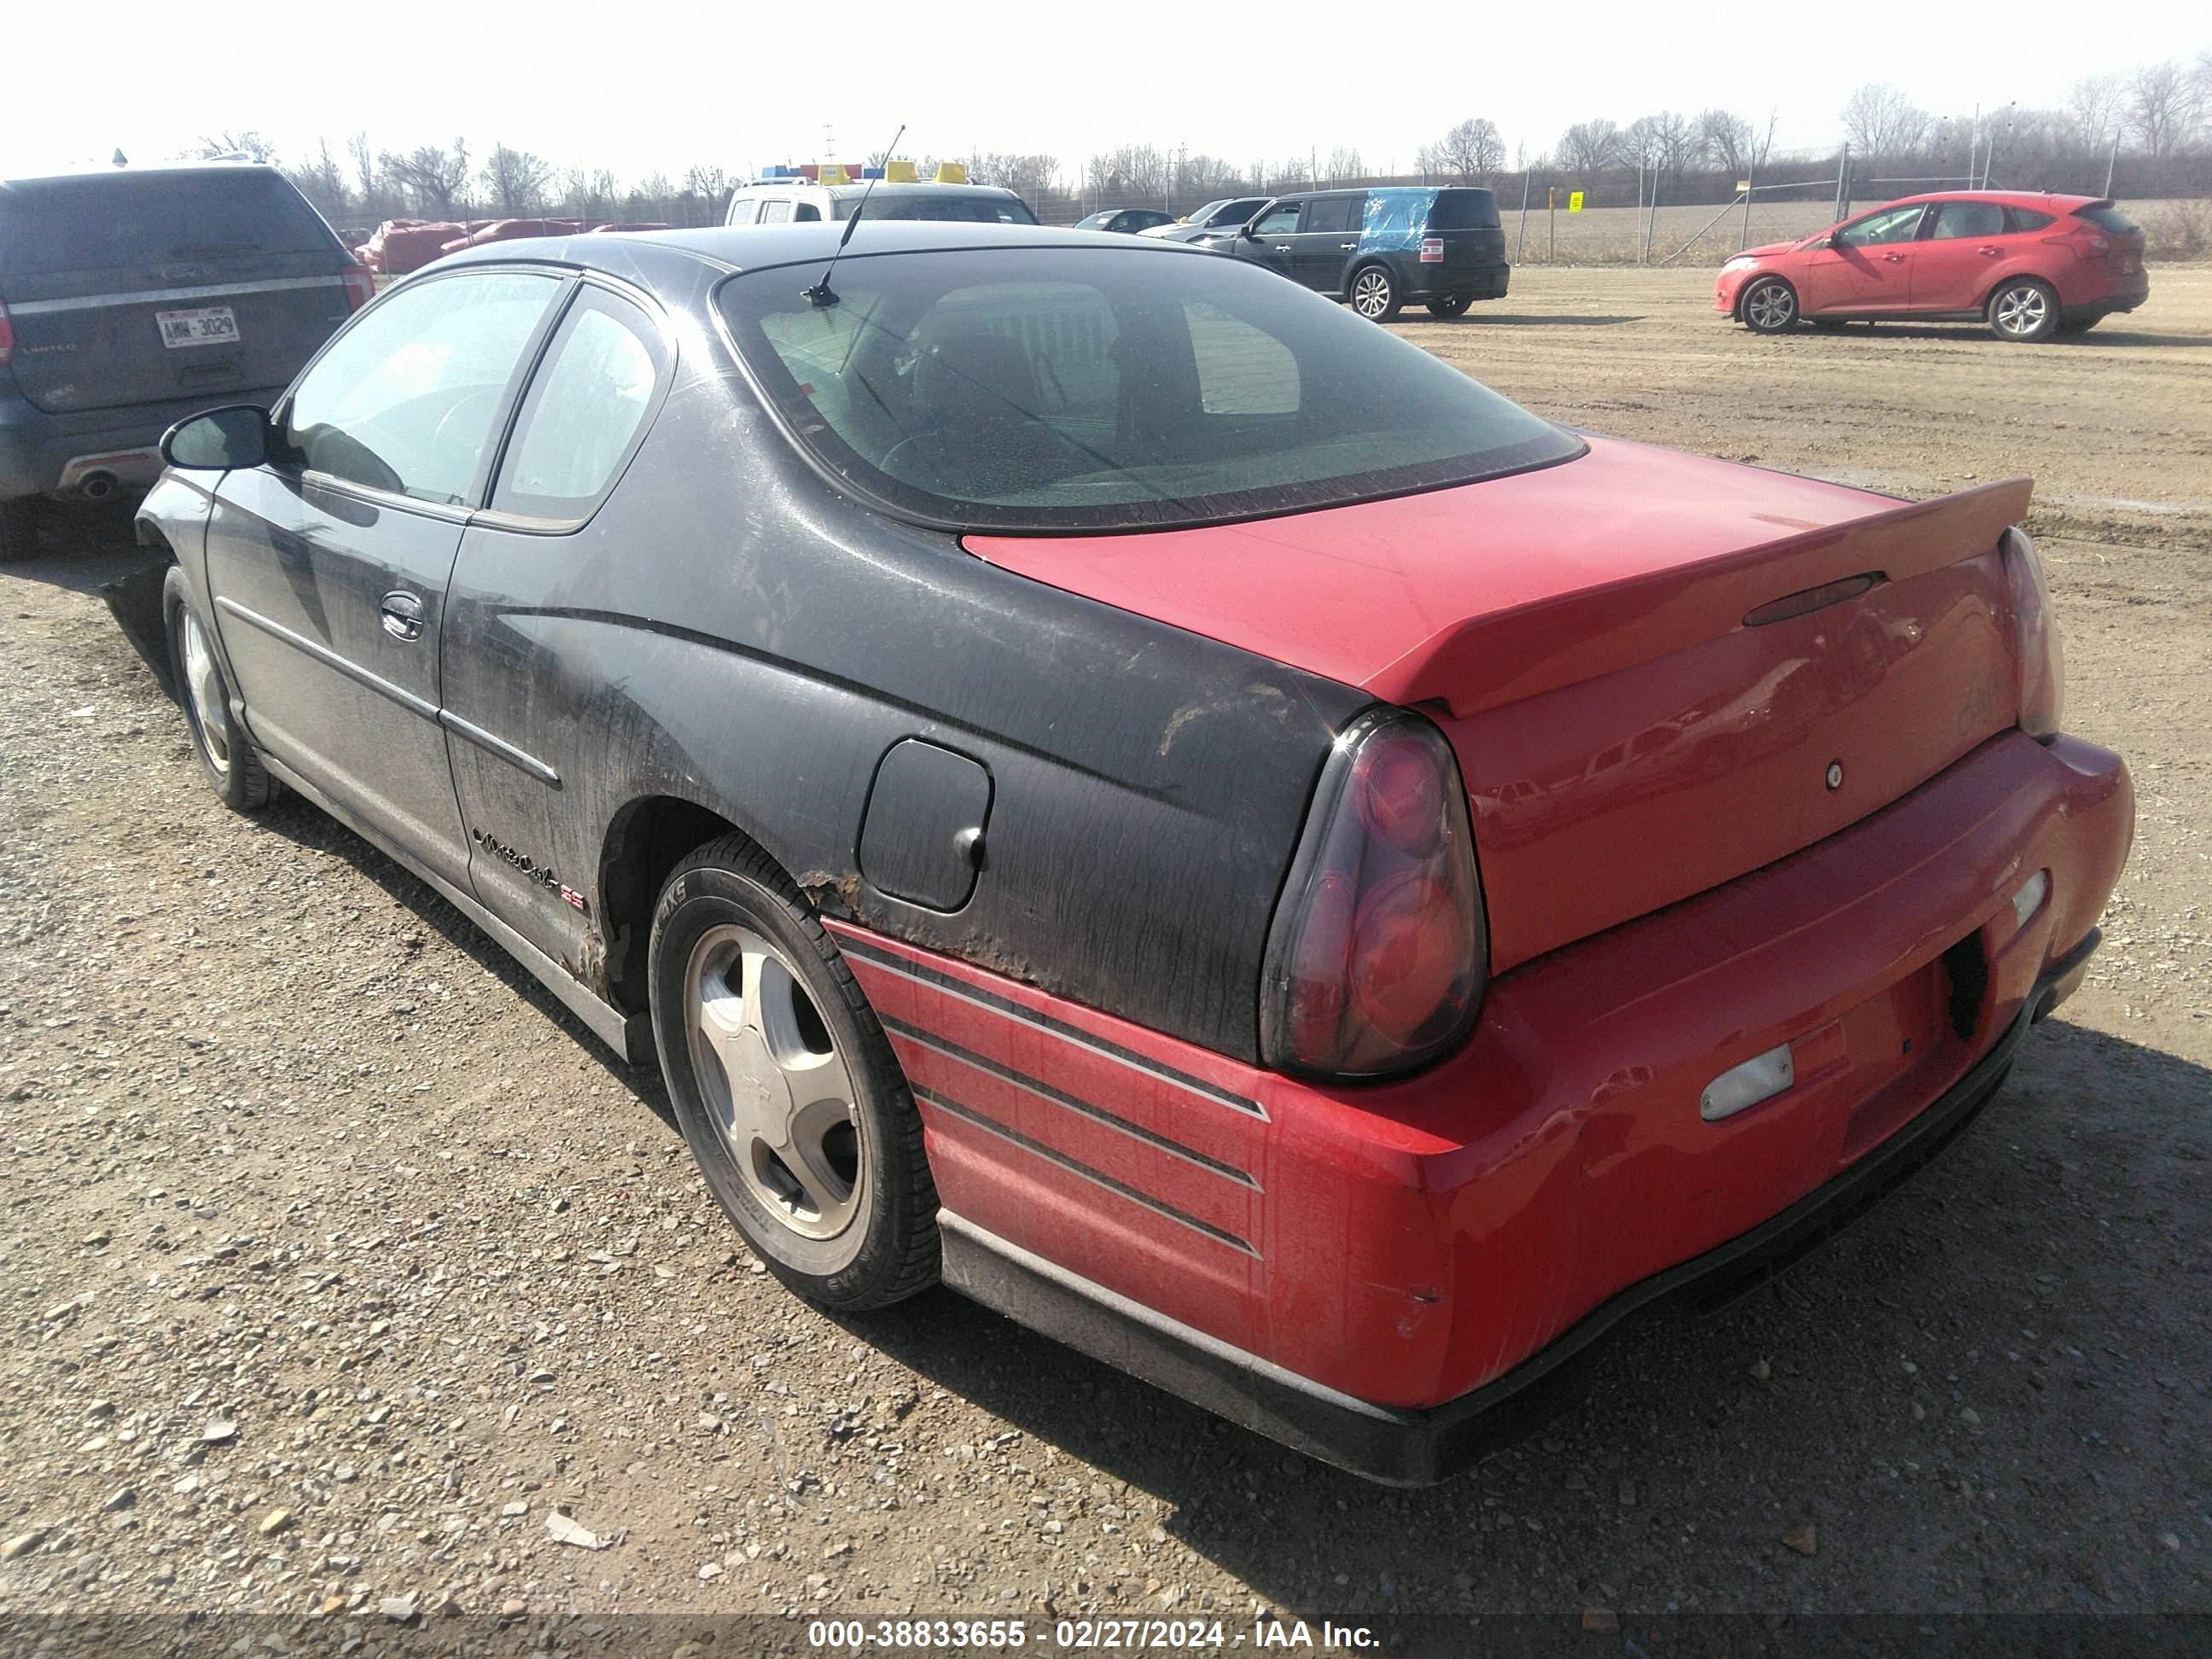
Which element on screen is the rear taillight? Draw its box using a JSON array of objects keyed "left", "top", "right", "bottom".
[
  {"left": 341, "top": 262, "right": 375, "bottom": 310},
  {"left": 2042, "top": 229, "right": 2108, "bottom": 261},
  {"left": 2001, "top": 527, "right": 2064, "bottom": 741},
  {"left": 0, "top": 299, "right": 14, "bottom": 366},
  {"left": 1419, "top": 237, "right": 1445, "bottom": 264},
  {"left": 1260, "top": 711, "right": 1487, "bottom": 1079}
]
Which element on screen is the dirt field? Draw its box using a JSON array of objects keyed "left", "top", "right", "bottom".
[{"left": 1, "top": 265, "right": 2207, "bottom": 1648}]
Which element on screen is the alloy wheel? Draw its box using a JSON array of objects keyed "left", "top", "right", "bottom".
[
  {"left": 178, "top": 607, "right": 232, "bottom": 776},
  {"left": 683, "top": 923, "right": 864, "bottom": 1241},
  {"left": 1994, "top": 284, "right": 2050, "bottom": 338},
  {"left": 1745, "top": 281, "right": 1796, "bottom": 331},
  {"left": 1352, "top": 270, "right": 1394, "bottom": 319}
]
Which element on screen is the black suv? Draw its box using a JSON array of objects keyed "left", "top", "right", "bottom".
[
  {"left": 1208, "top": 185, "right": 1509, "bottom": 321},
  {"left": 0, "top": 162, "right": 369, "bottom": 559}
]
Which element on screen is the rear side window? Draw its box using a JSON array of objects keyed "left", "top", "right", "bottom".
[
  {"left": 838, "top": 193, "right": 1038, "bottom": 224},
  {"left": 0, "top": 170, "right": 335, "bottom": 278},
  {"left": 282, "top": 271, "right": 561, "bottom": 506},
  {"left": 2005, "top": 207, "right": 2056, "bottom": 233},
  {"left": 1427, "top": 189, "right": 1500, "bottom": 230},
  {"left": 720, "top": 243, "right": 1580, "bottom": 533},
  {"left": 759, "top": 201, "right": 793, "bottom": 224},
  {"left": 492, "top": 287, "right": 667, "bottom": 520},
  {"left": 727, "top": 198, "right": 760, "bottom": 225},
  {"left": 1929, "top": 201, "right": 2005, "bottom": 239},
  {"left": 1303, "top": 196, "right": 1362, "bottom": 236},
  {"left": 2072, "top": 204, "right": 2136, "bottom": 235}
]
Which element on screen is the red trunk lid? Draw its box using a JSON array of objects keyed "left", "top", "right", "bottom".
[{"left": 966, "top": 438, "right": 2029, "bottom": 971}]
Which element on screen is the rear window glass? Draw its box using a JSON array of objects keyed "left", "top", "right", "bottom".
[
  {"left": 719, "top": 244, "right": 1580, "bottom": 533},
  {"left": 1428, "top": 189, "right": 1501, "bottom": 230},
  {"left": 2005, "top": 207, "right": 2054, "bottom": 233},
  {"left": 2074, "top": 204, "right": 2138, "bottom": 235},
  {"left": 0, "top": 170, "right": 333, "bottom": 277},
  {"left": 837, "top": 193, "right": 1038, "bottom": 225}
]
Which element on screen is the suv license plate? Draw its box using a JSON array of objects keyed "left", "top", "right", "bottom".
[{"left": 156, "top": 306, "right": 240, "bottom": 348}]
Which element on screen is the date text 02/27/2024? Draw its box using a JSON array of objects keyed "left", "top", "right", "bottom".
[{"left": 803, "top": 1618, "right": 1381, "bottom": 1649}]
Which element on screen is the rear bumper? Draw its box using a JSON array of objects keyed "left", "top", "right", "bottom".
[
  {"left": 1415, "top": 260, "right": 1508, "bottom": 302},
  {"left": 0, "top": 383, "right": 289, "bottom": 501},
  {"left": 943, "top": 928, "right": 2092, "bottom": 1485},
  {"left": 837, "top": 729, "right": 2132, "bottom": 1480}
]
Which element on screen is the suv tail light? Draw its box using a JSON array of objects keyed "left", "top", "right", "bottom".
[
  {"left": 1419, "top": 237, "right": 1446, "bottom": 263},
  {"left": 2001, "top": 527, "right": 2064, "bottom": 741},
  {"left": 341, "top": 262, "right": 376, "bottom": 311},
  {"left": 0, "top": 299, "right": 14, "bottom": 367},
  {"left": 1260, "top": 711, "right": 1487, "bottom": 1079}
]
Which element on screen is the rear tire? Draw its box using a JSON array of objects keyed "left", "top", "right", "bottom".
[
  {"left": 648, "top": 835, "right": 939, "bottom": 1311},
  {"left": 1740, "top": 276, "right": 1798, "bottom": 334},
  {"left": 1425, "top": 294, "right": 1472, "bottom": 319},
  {"left": 1348, "top": 264, "right": 1403, "bottom": 323},
  {"left": 0, "top": 497, "right": 41, "bottom": 564},
  {"left": 1988, "top": 278, "right": 2059, "bottom": 342},
  {"left": 162, "top": 565, "right": 275, "bottom": 812}
]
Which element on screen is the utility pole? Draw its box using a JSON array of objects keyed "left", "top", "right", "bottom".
[
  {"left": 1516, "top": 169, "right": 1530, "bottom": 265},
  {"left": 1833, "top": 143, "right": 1851, "bottom": 224},
  {"left": 1741, "top": 156, "right": 1754, "bottom": 250},
  {"left": 2104, "top": 132, "right": 2119, "bottom": 197},
  {"left": 1548, "top": 188, "right": 1556, "bottom": 263}
]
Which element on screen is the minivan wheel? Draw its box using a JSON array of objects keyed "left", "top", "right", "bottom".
[
  {"left": 1425, "top": 294, "right": 1472, "bottom": 319},
  {"left": 1741, "top": 277, "right": 1799, "bottom": 333},
  {"left": 1349, "top": 265, "right": 1402, "bottom": 322},
  {"left": 162, "top": 565, "right": 275, "bottom": 812},
  {"left": 0, "top": 497, "right": 40, "bottom": 564},
  {"left": 649, "top": 835, "right": 939, "bottom": 1311},
  {"left": 1988, "top": 278, "right": 2058, "bottom": 342}
]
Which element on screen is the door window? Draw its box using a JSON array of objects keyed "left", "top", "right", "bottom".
[
  {"left": 1834, "top": 205, "right": 1926, "bottom": 247},
  {"left": 1928, "top": 201, "right": 2005, "bottom": 240},
  {"left": 1302, "top": 196, "right": 1361, "bottom": 236},
  {"left": 491, "top": 287, "right": 668, "bottom": 520},
  {"left": 760, "top": 201, "right": 793, "bottom": 224},
  {"left": 793, "top": 201, "right": 822, "bottom": 222},
  {"left": 1251, "top": 202, "right": 1303, "bottom": 236},
  {"left": 728, "top": 198, "right": 760, "bottom": 225},
  {"left": 281, "top": 271, "right": 562, "bottom": 507}
]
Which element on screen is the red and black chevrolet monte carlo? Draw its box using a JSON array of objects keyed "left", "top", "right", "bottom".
[{"left": 138, "top": 222, "right": 2132, "bottom": 1483}]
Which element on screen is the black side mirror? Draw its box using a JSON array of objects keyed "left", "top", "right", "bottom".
[{"left": 161, "top": 405, "right": 271, "bottom": 471}]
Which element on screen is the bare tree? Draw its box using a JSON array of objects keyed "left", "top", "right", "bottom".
[
  {"left": 2128, "top": 59, "right": 2203, "bottom": 158},
  {"left": 381, "top": 140, "right": 471, "bottom": 218},
  {"left": 1694, "top": 109, "right": 1755, "bottom": 176},
  {"left": 1557, "top": 119, "right": 1623, "bottom": 174},
  {"left": 2066, "top": 74, "right": 2128, "bottom": 154},
  {"left": 1324, "top": 145, "right": 1364, "bottom": 183},
  {"left": 1841, "top": 83, "right": 1932, "bottom": 165},
  {"left": 195, "top": 131, "right": 278, "bottom": 163},
  {"left": 1417, "top": 118, "right": 1504, "bottom": 180},
  {"left": 285, "top": 139, "right": 350, "bottom": 221},
  {"left": 346, "top": 134, "right": 384, "bottom": 217},
  {"left": 480, "top": 144, "right": 553, "bottom": 216}
]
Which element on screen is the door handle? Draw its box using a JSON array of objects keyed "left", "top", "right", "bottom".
[
  {"left": 1881, "top": 253, "right": 1906, "bottom": 263},
  {"left": 1338, "top": 242, "right": 1358, "bottom": 250},
  {"left": 1978, "top": 246, "right": 2002, "bottom": 256},
  {"left": 380, "top": 590, "right": 426, "bottom": 642}
]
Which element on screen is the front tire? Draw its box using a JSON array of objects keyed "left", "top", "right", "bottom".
[
  {"left": 1740, "top": 276, "right": 1799, "bottom": 334},
  {"left": 648, "top": 835, "right": 938, "bottom": 1310},
  {"left": 1424, "top": 294, "right": 1471, "bottom": 319},
  {"left": 162, "top": 565, "right": 275, "bottom": 812},
  {"left": 1348, "top": 264, "right": 1402, "bottom": 322},
  {"left": 1988, "top": 278, "right": 2059, "bottom": 342}
]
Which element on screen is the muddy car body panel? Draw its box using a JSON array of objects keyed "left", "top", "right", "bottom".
[{"left": 137, "top": 223, "right": 2133, "bottom": 1482}]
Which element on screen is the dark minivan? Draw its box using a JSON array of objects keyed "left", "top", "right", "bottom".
[
  {"left": 0, "top": 162, "right": 370, "bottom": 559},
  {"left": 1214, "top": 185, "right": 1509, "bottom": 322}
]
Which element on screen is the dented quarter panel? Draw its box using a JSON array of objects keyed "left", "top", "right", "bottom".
[{"left": 436, "top": 241, "right": 1366, "bottom": 1061}]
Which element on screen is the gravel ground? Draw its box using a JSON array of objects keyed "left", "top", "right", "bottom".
[{"left": 0, "top": 266, "right": 2206, "bottom": 1652}]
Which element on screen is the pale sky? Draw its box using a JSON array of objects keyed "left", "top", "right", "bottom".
[{"left": 4, "top": 0, "right": 2201, "bottom": 186}]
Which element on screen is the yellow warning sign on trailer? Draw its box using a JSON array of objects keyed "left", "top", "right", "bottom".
[{"left": 1568, "top": 191, "right": 1585, "bottom": 212}]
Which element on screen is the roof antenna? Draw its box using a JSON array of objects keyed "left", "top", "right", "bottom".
[{"left": 805, "top": 122, "right": 903, "bottom": 310}]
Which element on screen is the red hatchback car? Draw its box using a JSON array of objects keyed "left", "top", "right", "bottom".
[{"left": 1715, "top": 191, "right": 2148, "bottom": 341}]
